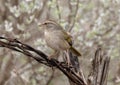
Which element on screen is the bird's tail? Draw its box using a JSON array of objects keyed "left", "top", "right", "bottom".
[{"left": 70, "top": 47, "right": 82, "bottom": 56}]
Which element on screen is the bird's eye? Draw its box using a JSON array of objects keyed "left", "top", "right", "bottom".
[{"left": 44, "top": 23, "right": 47, "bottom": 25}]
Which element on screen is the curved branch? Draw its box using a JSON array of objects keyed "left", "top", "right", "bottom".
[{"left": 0, "top": 36, "right": 86, "bottom": 85}]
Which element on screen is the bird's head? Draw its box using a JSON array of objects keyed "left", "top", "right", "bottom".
[{"left": 38, "top": 20, "right": 62, "bottom": 30}]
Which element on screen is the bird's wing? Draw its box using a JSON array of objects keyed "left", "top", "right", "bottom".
[
  {"left": 62, "top": 30, "right": 73, "bottom": 46},
  {"left": 54, "top": 29, "right": 73, "bottom": 46}
]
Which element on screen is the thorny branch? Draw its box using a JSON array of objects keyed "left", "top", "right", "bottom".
[
  {"left": 0, "top": 36, "right": 85, "bottom": 85},
  {"left": 0, "top": 37, "right": 110, "bottom": 85}
]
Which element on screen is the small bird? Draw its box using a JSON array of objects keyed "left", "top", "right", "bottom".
[{"left": 39, "top": 20, "right": 81, "bottom": 59}]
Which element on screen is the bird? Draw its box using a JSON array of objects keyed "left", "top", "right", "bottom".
[{"left": 38, "top": 20, "right": 81, "bottom": 59}]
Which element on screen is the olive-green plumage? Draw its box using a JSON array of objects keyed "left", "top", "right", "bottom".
[{"left": 39, "top": 20, "right": 81, "bottom": 58}]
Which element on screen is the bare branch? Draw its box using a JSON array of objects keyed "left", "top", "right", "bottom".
[
  {"left": 0, "top": 37, "right": 110, "bottom": 85},
  {"left": 0, "top": 36, "right": 86, "bottom": 85},
  {"left": 68, "top": 0, "right": 79, "bottom": 32},
  {"left": 56, "top": 0, "right": 61, "bottom": 21},
  {"left": 88, "top": 48, "right": 110, "bottom": 85},
  {"left": 46, "top": 69, "right": 55, "bottom": 85}
]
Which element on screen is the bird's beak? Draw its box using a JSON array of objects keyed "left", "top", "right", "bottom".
[
  {"left": 38, "top": 23, "right": 44, "bottom": 27},
  {"left": 38, "top": 22, "right": 45, "bottom": 27}
]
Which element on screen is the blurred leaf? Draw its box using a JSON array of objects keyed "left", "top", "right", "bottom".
[
  {"left": 86, "top": 30, "right": 97, "bottom": 39},
  {"left": 111, "top": 48, "right": 119, "bottom": 58},
  {"left": 38, "top": 66, "right": 45, "bottom": 73},
  {"left": 31, "top": 79, "right": 37, "bottom": 85},
  {"left": 4, "top": 20, "right": 13, "bottom": 32}
]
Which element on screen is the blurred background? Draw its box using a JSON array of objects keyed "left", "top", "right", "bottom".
[{"left": 0, "top": 0, "right": 120, "bottom": 85}]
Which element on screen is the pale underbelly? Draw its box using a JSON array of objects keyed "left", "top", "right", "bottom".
[{"left": 45, "top": 31, "right": 70, "bottom": 51}]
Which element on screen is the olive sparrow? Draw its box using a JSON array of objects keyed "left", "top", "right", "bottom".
[{"left": 39, "top": 20, "right": 81, "bottom": 59}]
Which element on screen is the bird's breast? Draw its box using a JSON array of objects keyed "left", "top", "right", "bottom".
[
  {"left": 44, "top": 30, "right": 59, "bottom": 50},
  {"left": 44, "top": 30, "right": 70, "bottom": 51}
]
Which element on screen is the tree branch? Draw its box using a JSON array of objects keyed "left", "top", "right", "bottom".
[
  {"left": 88, "top": 48, "right": 110, "bottom": 85},
  {"left": 0, "top": 37, "right": 110, "bottom": 85},
  {"left": 0, "top": 36, "right": 86, "bottom": 85}
]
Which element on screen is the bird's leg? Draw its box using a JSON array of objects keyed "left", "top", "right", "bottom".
[
  {"left": 65, "top": 50, "right": 71, "bottom": 66},
  {"left": 48, "top": 50, "right": 59, "bottom": 60}
]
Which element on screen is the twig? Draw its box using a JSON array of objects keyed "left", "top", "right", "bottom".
[
  {"left": 46, "top": 69, "right": 55, "bottom": 85},
  {"left": 68, "top": 0, "right": 79, "bottom": 32},
  {"left": 56, "top": 0, "right": 61, "bottom": 21},
  {"left": 88, "top": 48, "right": 110, "bottom": 85}
]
